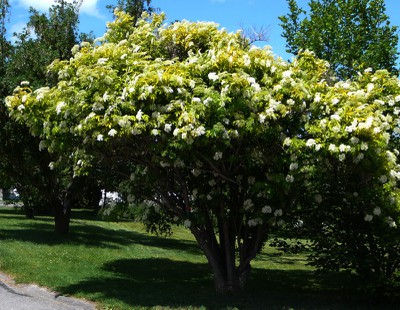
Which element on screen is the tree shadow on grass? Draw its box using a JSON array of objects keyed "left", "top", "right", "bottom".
[
  {"left": 59, "top": 258, "right": 399, "bottom": 310},
  {"left": 0, "top": 210, "right": 202, "bottom": 254}
]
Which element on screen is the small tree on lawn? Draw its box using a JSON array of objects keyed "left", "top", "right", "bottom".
[{"left": 6, "top": 11, "right": 400, "bottom": 292}]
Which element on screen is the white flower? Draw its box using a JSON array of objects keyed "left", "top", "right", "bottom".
[
  {"left": 274, "top": 209, "right": 283, "bottom": 217},
  {"left": 259, "top": 113, "right": 266, "bottom": 123},
  {"left": 56, "top": 102, "right": 66, "bottom": 115},
  {"left": 282, "top": 70, "right": 292, "bottom": 78},
  {"left": 164, "top": 123, "right": 172, "bottom": 133},
  {"left": 151, "top": 129, "right": 159, "bottom": 136},
  {"left": 213, "top": 151, "right": 223, "bottom": 161},
  {"left": 108, "top": 129, "right": 117, "bottom": 137},
  {"left": 289, "top": 162, "right": 298, "bottom": 171},
  {"left": 17, "top": 104, "right": 25, "bottom": 111},
  {"left": 331, "top": 98, "right": 339, "bottom": 105},
  {"left": 38, "top": 140, "right": 46, "bottom": 151},
  {"left": 262, "top": 205, "right": 272, "bottom": 214},
  {"left": 194, "top": 126, "right": 206, "bottom": 136},
  {"left": 366, "top": 83, "right": 374, "bottom": 93},
  {"left": 243, "top": 55, "right": 251, "bottom": 67},
  {"left": 360, "top": 142, "right": 368, "bottom": 151},
  {"left": 20, "top": 81, "right": 30, "bottom": 87},
  {"left": 248, "top": 218, "right": 263, "bottom": 227},
  {"left": 387, "top": 217, "right": 397, "bottom": 228},
  {"left": 192, "top": 97, "right": 201, "bottom": 103},
  {"left": 92, "top": 102, "right": 104, "bottom": 111},
  {"left": 328, "top": 144, "right": 337, "bottom": 152},
  {"left": 287, "top": 99, "right": 295, "bottom": 105},
  {"left": 118, "top": 118, "right": 130, "bottom": 128},
  {"left": 192, "top": 189, "right": 198, "bottom": 199},
  {"left": 36, "top": 93, "right": 44, "bottom": 101},
  {"left": 243, "top": 199, "right": 254, "bottom": 210},
  {"left": 173, "top": 128, "right": 179, "bottom": 136},
  {"left": 338, "top": 154, "right": 346, "bottom": 161},
  {"left": 183, "top": 219, "right": 191, "bottom": 228},
  {"left": 354, "top": 153, "right": 364, "bottom": 163},
  {"left": 208, "top": 72, "right": 219, "bottom": 81},
  {"left": 285, "top": 174, "right": 294, "bottom": 183},
  {"left": 127, "top": 194, "right": 135, "bottom": 203},
  {"left": 97, "top": 134, "right": 104, "bottom": 141},
  {"left": 295, "top": 219, "right": 304, "bottom": 228},
  {"left": 136, "top": 109, "right": 143, "bottom": 121},
  {"left": 373, "top": 207, "right": 381, "bottom": 216},
  {"left": 350, "top": 137, "right": 360, "bottom": 145},
  {"left": 248, "top": 219, "right": 257, "bottom": 227},
  {"left": 247, "top": 77, "right": 256, "bottom": 85},
  {"left": 160, "top": 161, "right": 170, "bottom": 168},
  {"left": 209, "top": 179, "right": 216, "bottom": 187},
  {"left": 103, "top": 92, "right": 110, "bottom": 102},
  {"left": 192, "top": 169, "right": 201, "bottom": 177},
  {"left": 204, "top": 97, "right": 213, "bottom": 106},
  {"left": 283, "top": 138, "right": 292, "bottom": 147},
  {"left": 97, "top": 58, "right": 108, "bottom": 65},
  {"left": 330, "top": 114, "right": 341, "bottom": 121},
  {"left": 49, "top": 162, "right": 55, "bottom": 170},
  {"left": 306, "top": 139, "right": 316, "bottom": 147},
  {"left": 244, "top": 176, "right": 254, "bottom": 185},
  {"left": 314, "top": 194, "right": 322, "bottom": 204},
  {"left": 379, "top": 175, "right": 388, "bottom": 184},
  {"left": 364, "top": 214, "right": 373, "bottom": 222}
]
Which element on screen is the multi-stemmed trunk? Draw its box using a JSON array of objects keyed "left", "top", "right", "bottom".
[{"left": 189, "top": 206, "right": 267, "bottom": 293}]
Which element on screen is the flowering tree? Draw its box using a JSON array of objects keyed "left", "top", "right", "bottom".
[
  {"left": 6, "top": 11, "right": 400, "bottom": 292},
  {"left": 284, "top": 69, "right": 400, "bottom": 286}
]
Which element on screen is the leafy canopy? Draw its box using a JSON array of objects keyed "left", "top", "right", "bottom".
[
  {"left": 279, "top": 0, "right": 399, "bottom": 79},
  {"left": 6, "top": 10, "right": 400, "bottom": 290}
]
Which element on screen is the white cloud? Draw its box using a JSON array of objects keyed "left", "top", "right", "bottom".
[{"left": 16, "top": 0, "right": 104, "bottom": 19}]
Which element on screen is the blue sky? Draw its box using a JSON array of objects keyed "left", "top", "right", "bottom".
[{"left": 6, "top": 0, "right": 400, "bottom": 61}]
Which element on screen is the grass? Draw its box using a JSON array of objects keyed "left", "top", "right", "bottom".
[{"left": 0, "top": 206, "right": 398, "bottom": 309}]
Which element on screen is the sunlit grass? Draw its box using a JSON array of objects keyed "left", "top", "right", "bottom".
[{"left": 0, "top": 207, "right": 398, "bottom": 309}]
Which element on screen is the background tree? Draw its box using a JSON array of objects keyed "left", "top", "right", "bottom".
[
  {"left": 0, "top": 0, "right": 11, "bottom": 102},
  {"left": 0, "top": 0, "right": 98, "bottom": 231},
  {"left": 7, "top": 11, "right": 400, "bottom": 292},
  {"left": 279, "top": 0, "right": 399, "bottom": 79},
  {"left": 106, "top": 0, "right": 155, "bottom": 22}
]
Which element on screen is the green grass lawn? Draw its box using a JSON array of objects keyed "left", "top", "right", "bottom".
[{"left": 0, "top": 207, "right": 398, "bottom": 309}]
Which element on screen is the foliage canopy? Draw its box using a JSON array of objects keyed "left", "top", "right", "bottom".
[
  {"left": 279, "top": 0, "right": 399, "bottom": 79},
  {"left": 6, "top": 10, "right": 400, "bottom": 292}
]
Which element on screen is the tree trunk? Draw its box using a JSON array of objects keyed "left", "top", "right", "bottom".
[
  {"left": 52, "top": 196, "right": 71, "bottom": 234},
  {"left": 190, "top": 226, "right": 250, "bottom": 294}
]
